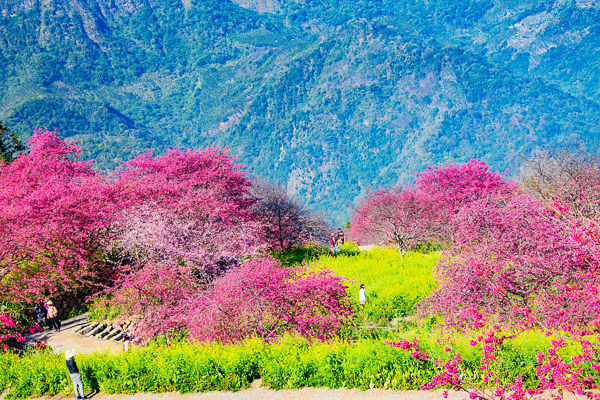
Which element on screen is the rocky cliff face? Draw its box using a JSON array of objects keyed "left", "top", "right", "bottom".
[{"left": 231, "top": 0, "right": 280, "bottom": 13}]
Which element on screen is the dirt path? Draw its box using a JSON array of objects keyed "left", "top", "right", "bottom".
[
  {"left": 6, "top": 388, "right": 589, "bottom": 400},
  {"left": 0, "top": 388, "right": 468, "bottom": 400},
  {"left": 26, "top": 313, "right": 121, "bottom": 354}
]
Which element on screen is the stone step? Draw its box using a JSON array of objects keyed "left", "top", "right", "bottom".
[
  {"left": 94, "top": 325, "right": 113, "bottom": 339},
  {"left": 105, "top": 329, "right": 122, "bottom": 341},
  {"left": 74, "top": 322, "right": 92, "bottom": 334},
  {"left": 85, "top": 323, "right": 106, "bottom": 337},
  {"left": 80, "top": 322, "right": 99, "bottom": 335}
]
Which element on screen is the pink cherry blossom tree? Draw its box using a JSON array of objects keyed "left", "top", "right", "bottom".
[
  {"left": 350, "top": 160, "right": 516, "bottom": 252},
  {"left": 111, "top": 147, "right": 262, "bottom": 279},
  {"left": 103, "top": 262, "right": 199, "bottom": 342},
  {"left": 0, "top": 129, "right": 119, "bottom": 303},
  {"left": 419, "top": 195, "right": 600, "bottom": 330},
  {"left": 349, "top": 188, "right": 442, "bottom": 254},
  {"left": 395, "top": 194, "right": 600, "bottom": 400},
  {"left": 414, "top": 159, "right": 516, "bottom": 215},
  {"left": 250, "top": 179, "right": 329, "bottom": 252},
  {"left": 187, "top": 256, "right": 352, "bottom": 343}
]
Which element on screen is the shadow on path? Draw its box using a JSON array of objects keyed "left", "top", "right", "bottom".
[{"left": 26, "top": 313, "right": 121, "bottom": 355}]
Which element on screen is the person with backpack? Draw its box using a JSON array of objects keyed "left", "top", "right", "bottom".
[
  {"left": 65, "top": 349, "right": 88, "bottom": 399},
  {"left": 336, "top": 228, "right": 345, "bottom": 251},
  {"left": 337, "top": 228, "right": 345, "bottom": 244}
]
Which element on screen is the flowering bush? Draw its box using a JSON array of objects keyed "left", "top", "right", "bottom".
[
  {"left": 0, "top": 310, "right": 27, "bottom": 350},
  {"left": 1, "top": 333, "right": 591, "bottom": 398},
  {"left": 0, "top": 129, "right": 119, "bottom": 303},
  {"left": 188, "top": 257, "right": 352, "bottom": 343},
  {"left": 102, "top": 262, "right": 200, "bottom": 342},
  {"left": 420, "top": 195, "right": 600, "bottom": 330},
  {"left": 392, "top": 192, "right": 600, "bottom": 399}
]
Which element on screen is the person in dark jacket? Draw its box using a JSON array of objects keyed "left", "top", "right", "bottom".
[
  {"left": 65, "top": 349, "right": 87, "bottom": 399},
  {"left": 34, "top": 304, "right": 47, "bottom": 330},
  {"left": 336, "top": 228, "right": 345, "bottom": 246}
]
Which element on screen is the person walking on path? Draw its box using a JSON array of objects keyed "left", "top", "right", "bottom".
[
  {"left": 65, "top": 349, "right": 88, "bottom": 400},
  {"left": 34, "top": 303, "right": 48, "bottom": 331},
  {"left": 359, "top": 284, "right": 367, "bottom": 306},
  {"left": 46, "top": 301, "right": 60, "bottom": 332}
]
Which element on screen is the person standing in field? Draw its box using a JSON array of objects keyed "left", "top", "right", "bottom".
[
  {"left": 337, "top": 228, "right": 345, "bottom": 248},
  {"left": 65, "top": 349, "right": 88, "bottom": 399},
  {"left": 359, "top": 284, "right": 367, "bottom": 305},
  {"left": 46, "top": 301, "right": 60, "bottom": 332}
]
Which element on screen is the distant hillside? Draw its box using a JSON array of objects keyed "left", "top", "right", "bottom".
[{"left": 1, "top": 0, "right": 599, "bottom": 223}]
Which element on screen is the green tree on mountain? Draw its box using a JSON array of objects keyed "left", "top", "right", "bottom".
[{"left": 0, "top": 122, "right": 25, "bottom": 163}]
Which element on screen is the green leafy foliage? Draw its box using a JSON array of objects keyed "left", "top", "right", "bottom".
[
  {"left": 0, "top": 122, "right": 24, "bottom": 162},
  {"left": 270, "top": 244, "right": 332, "bottom": 267}
]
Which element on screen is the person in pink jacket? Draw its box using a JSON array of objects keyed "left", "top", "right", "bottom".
[{"left": 46, "top": 301, "right": 60, "bottom": 332}]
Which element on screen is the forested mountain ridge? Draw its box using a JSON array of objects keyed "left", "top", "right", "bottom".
[{"left": 1, "top": 0, "right": 598, "bottom": 222}]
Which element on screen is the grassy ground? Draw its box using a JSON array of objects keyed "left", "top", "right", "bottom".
[{"left": 313, "top": 246, "right": 440, "bottom": 324}]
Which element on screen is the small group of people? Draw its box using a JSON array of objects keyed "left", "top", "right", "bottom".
[
  {"left": 330, "top": 228, "right": 345, "bottom": 253},
  {"left": 33, "top": 300, "right": 61, "bottom": 332}
]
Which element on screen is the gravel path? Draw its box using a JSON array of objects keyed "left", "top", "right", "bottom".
[{"left": 26, "top": 313, "right": 121, "bottom": 354}]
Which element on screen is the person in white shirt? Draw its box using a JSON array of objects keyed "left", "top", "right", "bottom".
[{"left": 359, "top": 284, "right": 367, "bottom": 305}]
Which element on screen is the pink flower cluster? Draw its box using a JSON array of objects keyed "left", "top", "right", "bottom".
[
  {"left": 385, "top": 338, "right": 430, "bottom": 360},
  {"left": 0, "top": 312, "right": 26, "bottom": 350},
  {"left": 349, "top": 159, "right": 516, "bottom": 252},
  {"left": 107, "top": 256, "right": 352, "bottom": 343},
  {"left": 188, "top": 256, "right": 352, "bottom": 343}
]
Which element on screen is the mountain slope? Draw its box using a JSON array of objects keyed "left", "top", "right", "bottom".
[{"left": 1, "top": 0, "right": 599, "bottom": 223}]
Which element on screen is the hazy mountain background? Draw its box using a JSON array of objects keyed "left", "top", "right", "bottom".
[{"left": 1, "top": 0, "right": 599, "bottom": 223}]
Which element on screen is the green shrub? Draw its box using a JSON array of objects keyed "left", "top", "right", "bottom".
[
  {"left": 0, "top": 340, "right": 264, "bottom": 398},
  {"left": 2, "top": 350, "right": 67, "bottom": 399},
  {"left": 2, "top": 332, "right": 594, "bottom": 398},
  {"left": 272, "top": 244, "right": 331, "bottom": 266},
  {"left": 87, "top": 297, "right": 121, "bottom": 321}
]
